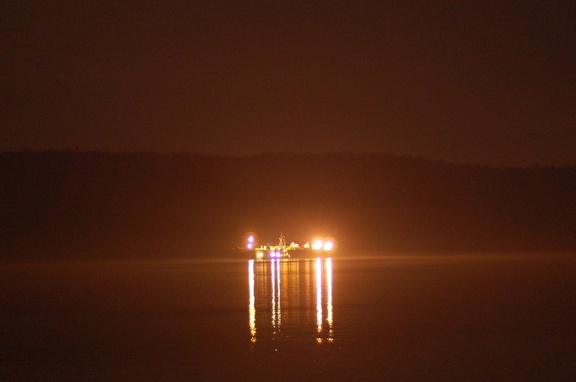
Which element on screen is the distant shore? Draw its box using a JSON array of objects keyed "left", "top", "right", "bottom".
[{"left": 1, "top": 151, "right": 575, "bottom": 259}]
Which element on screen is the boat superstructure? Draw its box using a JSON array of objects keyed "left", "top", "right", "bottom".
[{"left": 240, "top": 233, "right": 336, "bottom": 260}]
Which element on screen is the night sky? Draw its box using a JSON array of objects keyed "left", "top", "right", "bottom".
[{"left": 2, "top": 1, "right": 575, "bottom": 166}]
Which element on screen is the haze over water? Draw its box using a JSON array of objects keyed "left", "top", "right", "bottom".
[{"left": 1, "top": 253, "right": 575, "bottom": 381}]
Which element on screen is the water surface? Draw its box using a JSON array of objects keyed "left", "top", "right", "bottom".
[{"left": 1, "top": 253, "right": 575, "bottom": 381}]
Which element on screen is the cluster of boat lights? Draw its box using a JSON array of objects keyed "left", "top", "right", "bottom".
[
  {"left": 245, "top": 234, "right": 336, "bottom": 342},
  {"left": 245, "top": 234, "right": 336, "bottom": 258}
]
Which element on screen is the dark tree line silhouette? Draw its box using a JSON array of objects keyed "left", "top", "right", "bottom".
[{"left": 1, "top": 151, "right": 575, "bottom": 259}]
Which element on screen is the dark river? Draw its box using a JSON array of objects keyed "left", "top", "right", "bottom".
[{"left": 1, "top": 253, "right": 575, "bottom": 381}]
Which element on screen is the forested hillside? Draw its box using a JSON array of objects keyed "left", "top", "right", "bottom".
[{"left": 1, "top": 151, "right": 575, "bottom": 259}]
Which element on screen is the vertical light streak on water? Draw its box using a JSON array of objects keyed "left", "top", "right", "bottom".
[
  {"left": 248, "top": 260, "right": 256, "bottom": 342},
  {"left": 276, "top": 259, "right": 282, "bottom": 328},
  {"left": 326, "top": 257, "right": 333, "bottom": 329},
  {"left": 326, "top": 257, "right": 334, "bottom": 342},
  {"left": 316, "top": 257, "right": 323, "bottom": 334},
  {"left": 271, "top": 259, "right": 277, "bottom": 329}
]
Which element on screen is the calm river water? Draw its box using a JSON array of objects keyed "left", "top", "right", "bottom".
[{"left": 1, "top": 253, "right": 575, "bottom": 381}]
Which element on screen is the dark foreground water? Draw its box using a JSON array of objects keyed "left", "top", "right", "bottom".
[{"left": 1, "top": 253, "right": 575, "bottom": 381}]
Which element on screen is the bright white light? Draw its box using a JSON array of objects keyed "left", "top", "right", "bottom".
[
  {"left": 247, "top": 243, "right": 253, "bottom": 250},
  {"left": 312, "top": 239, "right": 323, "bottom": 251},
  {"left": 323, "top": 240, "right": 334, "bottom": 251},
  {"left": 248, "top": 235, "right": 254, "bottom": 243}
]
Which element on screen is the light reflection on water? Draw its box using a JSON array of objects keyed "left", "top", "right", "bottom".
[
  {"left": 248, "top": 258, "right": 334, "bottom": 344},
  {"left": 2, "top": 254, "right": 575, "bottom": 380}
]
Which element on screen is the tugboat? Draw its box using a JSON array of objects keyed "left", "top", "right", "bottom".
[{"left": 239, "top": 233, "right": 335, "bottom": 260}]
